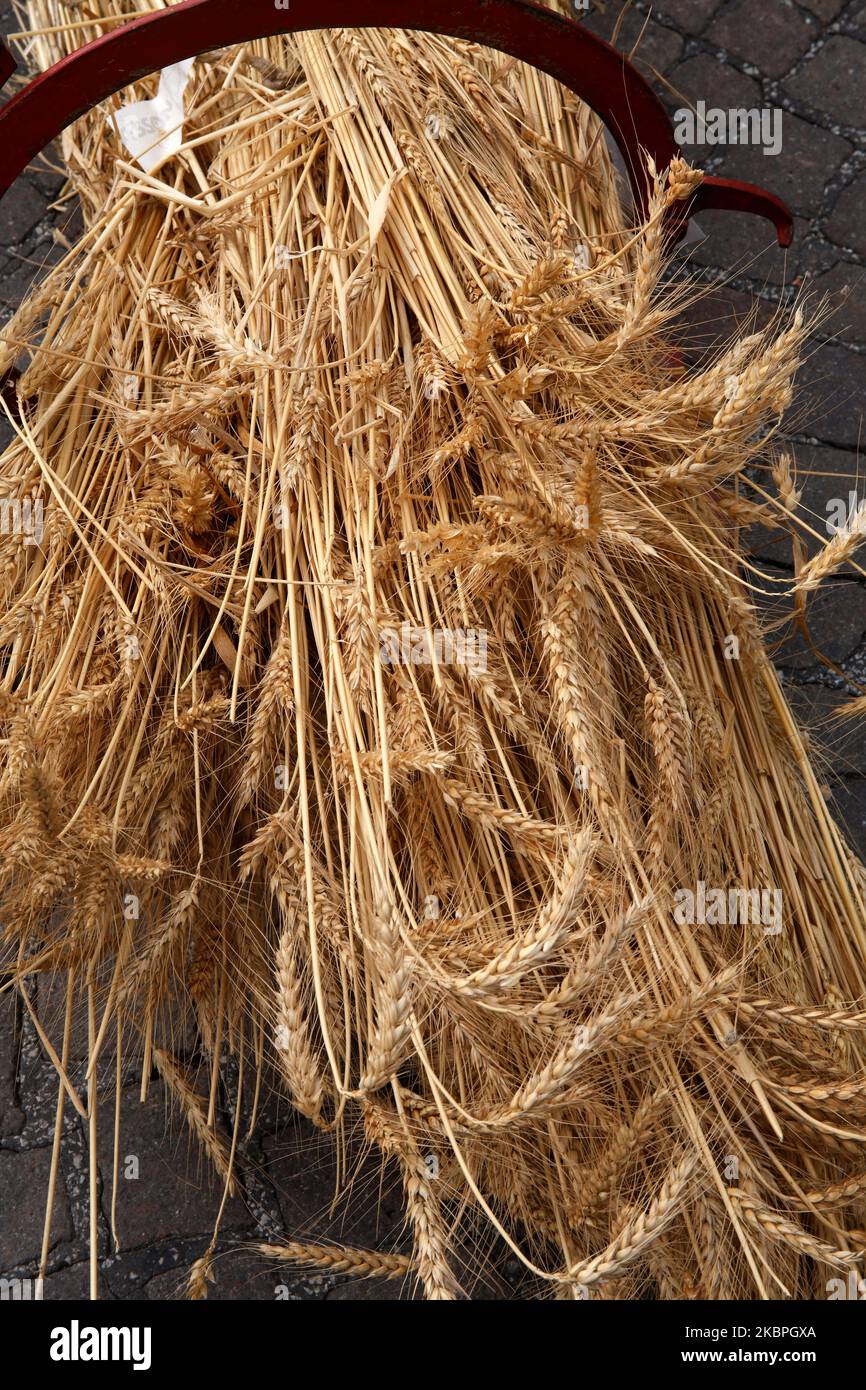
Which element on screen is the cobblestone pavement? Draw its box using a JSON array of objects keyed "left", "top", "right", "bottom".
[{"left": 0, "top": 1, "right": 864, "bottom": 1301}]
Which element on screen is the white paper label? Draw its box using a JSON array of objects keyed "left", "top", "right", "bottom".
[{"left": 115, "top": 58, "right": 195, "bottom": 172}]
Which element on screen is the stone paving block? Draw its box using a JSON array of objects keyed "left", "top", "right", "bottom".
[
  {"left": 828, "top": 778, "right": 866, "bottom": 853},
  {"left": 34, "top": 971, "right": 197, "bottom": 1066},
  {"left": 713, "top": 113, "right": 851, "bottom": 216},
  {"left": 798, "top": 0, "right": 847, "bottom": 19},
  {"left": 786, "top": 35, "right": 866, "bottom": 128},
  {"left": 324, "top": 1261, "right": 511, "bottom": 1299},
  {"left": 95, "top": 1084, "right": 248, "bottom": 1249},
  {"left": 793, "top": 341, "right": 866, "bottom": 448},
  {"left": 141, "top": 1266, "right": 189, "bottom": 1301},
  {"left": 809, "top": 261, "right": 866, "bottom": 343},
  {"left": 326, "top": 1275, "right": 416, "bottom": 1300},
  {"left": 781, "top": 441, "right": 864, "bottom": 557},
  {"left": 144, "top": 1249, "right": 329, "bottom": 1301},
  {"left": 673, "top": 286, "right": 779, "bottom": 358},
  {"left": 826, "top": 174, "right": 866, "bottom": 257},
  {"left": 0, "top": 179, "right": 46, "bottom": 246},
  {"left": 0, "top": 991, "right": 23, "bottom": 1136},
  {"left": 261, "top": 1122, "right": 407, "bottom": 1252},
  {"left": 41, "top": 1262, "right": 91, "bottom": 1300},
  {"left": 784, "top": 682, "right": 866, "bottom": 777},
  {"left": 742, "top": 442, "right": 863, "bottom": 574},
  {"left": 667, "top": 54, "right": 763, "bottom": 146},
  {"left": 325, "top": 1253, "right": 509, "bottom": 1298},
  {"left": 759, "top": 578, "right": 866, "bottom": 668},
  {"left": 708, "top": 0, "right": 816, "bottom": 78},
  {"left": 656, "top": 0, "right": 721, "bottom": 32},
  {"left": 30, "top": 970, "right": 112, "bottom": 1066},
  {"left": 584, "top": 7, "right": 684, "bottom": 74},
  {"left": 0, "top": 248, "right": 66, "bottom": 311},
  {"left": 685, "top": 211, "right": 817, "bottom": 286},
  {"left": 28, "top": 167, "right": 66, "bottom": 202},
  {"left": 0, "top": 1146, "right": 73, "bottom": 1268}
]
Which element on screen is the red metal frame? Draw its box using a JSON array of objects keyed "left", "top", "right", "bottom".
[{"left": 0, "top": 0, "right": 792, "bottom": 245}]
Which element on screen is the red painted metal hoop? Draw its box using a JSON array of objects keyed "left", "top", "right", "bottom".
[{"left": 0, "top": 0, "right": 792, "bottom": 245}]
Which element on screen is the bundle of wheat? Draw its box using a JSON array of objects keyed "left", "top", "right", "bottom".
[{"left": 1, "top": 0, "right": 866, "bottom": 1302}]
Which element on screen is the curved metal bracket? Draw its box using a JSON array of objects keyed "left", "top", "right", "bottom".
[
  {"left": 691, "top": 175, "right": 793, "bottom": 247},
  {"left": 0, "top": 0, "right": 792, "bottom": 247}
]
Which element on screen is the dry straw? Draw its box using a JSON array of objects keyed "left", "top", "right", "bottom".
[{"left": 1, "top": 0, "right": 866, "bottom": 1300}]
